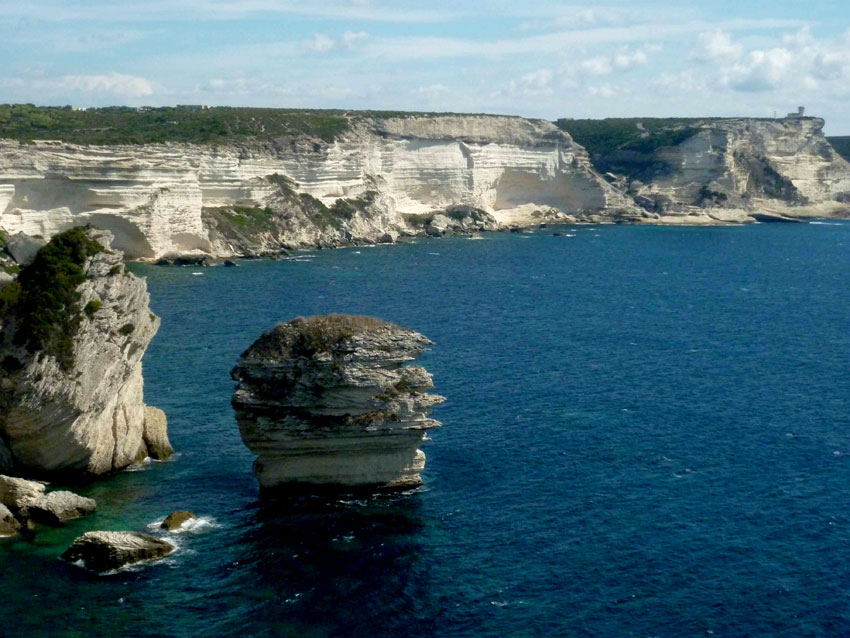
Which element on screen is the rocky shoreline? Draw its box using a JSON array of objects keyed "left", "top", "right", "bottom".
[{"left": 2, "top": 113, "right": 847, "bottom": 261}]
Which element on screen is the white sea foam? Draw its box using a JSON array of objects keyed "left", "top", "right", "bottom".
[
  {"left": 147, "top": 516, "right": 220, "bottom": 534},
  {"left": 124, "top": 457, "right": 152, "bottom": 472},
  {"left": 192, "top": 272, "right": 204, "bottom": 276}
]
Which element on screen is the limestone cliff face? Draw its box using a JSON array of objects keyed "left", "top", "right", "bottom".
[
  {"left": 0, "top": 115, "right": 634, "bottom": 258},
  {"left": 619, "top": 118, "right": 850, "bottom": 224},
  {"left": 231, "top": 315, "right": 444, "bottom": 493},
  {"left": 0, "top": 228, "right": 171, "bottom": 475}
]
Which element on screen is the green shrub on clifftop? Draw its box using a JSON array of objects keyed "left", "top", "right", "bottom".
[{"left": 2, "top": 227, "right": 103, "bottom": 370}]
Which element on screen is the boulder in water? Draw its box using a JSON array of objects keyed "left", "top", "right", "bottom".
[
  {"left": 161, "top": 510, "right": 196, "bottom": 531},
  {"left": 62, "top": 531, "right": 175, "bottom": 572}
]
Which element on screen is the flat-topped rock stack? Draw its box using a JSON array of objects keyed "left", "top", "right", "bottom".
[{"left": 231, "top": 314, "right": 445, "bottom": 494}]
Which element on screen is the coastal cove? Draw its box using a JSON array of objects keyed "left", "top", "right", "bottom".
[{"left": 2, "top": 222, "right": 850, "bottom": 636}]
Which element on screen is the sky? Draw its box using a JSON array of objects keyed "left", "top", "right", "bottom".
[{"left": 2, "top": 0, "right": 850, "bottom": 133}]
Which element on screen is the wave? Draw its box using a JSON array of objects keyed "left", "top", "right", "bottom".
[{"left": 146, "top": 516, "right": 220, "bottom": 534}]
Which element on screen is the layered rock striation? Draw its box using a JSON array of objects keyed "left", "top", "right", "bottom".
[
  {"left": 0, "top": 227, "right": 171, "bottom": 476},
  {"left": 3, "top": 112, "right": 848, "bottom": 257},
  {"left": 0, "top": 114, "right": 634, "bottom": 258},
  {"left": 62, "top": 531, "right": 175, "bottom": 572},
  {"left": 231, "top": 314, "right": 444, "bottom": 493},
  {"left": 563, "top": 117, "right": 850, "bottom": 224}
]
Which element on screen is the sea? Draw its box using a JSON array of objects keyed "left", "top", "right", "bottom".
[{"left": 2, "top": 221, "right": 850, "bottom": 637}]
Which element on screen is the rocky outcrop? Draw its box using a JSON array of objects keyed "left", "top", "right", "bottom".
[
  {"left": 0, "top": 474, "right": 96, "bottom": 531},
  {"left": 0, "top": 114, "right": 636, "bottom": 258},
  {"left": 161, "top": 510, "right": 196, "bottom": 531},
  {"left": 231, "top": 314, "right": 444, "bottom": 493},
  {"left": 142, "top": 406, "right": 173, "bottom": 460},
  {"left": 0, "top": 503, "right": 20, "bottom": 536},
  {"left": 0, "top": 474, "right": 45, "bottom": 509},
  {"left": 0, "top": 227, "right": 171, "bottom": 475},
  {"left": 22, "top": 490, "right": 96, "bottom": 525},
  {"left": 5, "top": 232, "right": 45, "bottom": 266},
  {"left": 61, "top": 531, "right": 175, "bottom": 572}
]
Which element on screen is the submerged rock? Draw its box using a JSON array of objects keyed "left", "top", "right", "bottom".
[
  {"left": 62, "top": 531, "right": 175, "bottom": 572},
  {"left": 0, "top": 228, "right": 172, "bottom": 475},
  {"left": 232, "top": 314, "right": 445, "bottom": 494},
  {"left": 161, "top": 510, "right": 196, "bottom": 531}
]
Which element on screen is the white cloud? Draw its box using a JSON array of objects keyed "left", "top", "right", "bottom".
[
  {"left": 304, "top": 33, "right": 335, "bottom": 53},
  {"left": 54, "top": 73, "right": 155, "bottom": 97},
  {"left": 342, "top": 30, "right": 369, "bottom": 47},
  {"left": 416, "top": 83, "right": 450, "bottom": 98},
  {"left": 0, "top": 72, "right": 157, "bottom": 101},
  {"left": 694, "top": 30, "right": 743, "bottom": 61},
  {"left": 580, "top": 56, "right": 613, "bottom": 75},
  {"left": 574, "top": 44, "right": 659, "bottom": 76},
  {"left": 686, "top": 28, "right": 850, "bottom": 95},
  {"left": 522, "top": 69, "right": 554, "bottom": 91},
  {"left": 721, "top": 47, "right": 795, "bottom": 91},
  {"left": 586, "top": 84, "right": 617, "bottom": 97}
]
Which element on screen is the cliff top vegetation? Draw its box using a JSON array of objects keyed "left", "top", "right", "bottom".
[
  {"left": 0, "top": 226, "right": 104, "bottom": 371},
  {"left": 0, "top": 104, "right": 352, "bottom": 145},
  {"left": 828, "top": 136, "right": 850, "bottom": 162},
  {"left": 244, "top": 314, "right": 399, "bottom": 360},
  {"left": 0, "top": 105, "right": 502, "bottom": 146}
]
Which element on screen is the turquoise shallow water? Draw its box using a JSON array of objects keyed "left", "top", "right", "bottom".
[{"left": 2, "top": 222, "right": 850, "bottom": 637}]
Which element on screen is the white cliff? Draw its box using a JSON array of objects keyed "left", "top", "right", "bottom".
[
  {"left": 618, "top": 117, "right": 850, "bottom": 224},
  {"left": 0, "top": 115, "right": 634, "bottom": 258},
  {"left": 0, "top": 228, "right": 171, "bottom": 475},
  {"left": 2, "top": 113, "right": 848, "bottom": 254}
]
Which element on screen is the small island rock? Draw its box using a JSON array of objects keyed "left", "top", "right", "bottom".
[
  {"left": 232, "top": 314, "right": 445, "bottom": 493},
  {"left": 161, "top": 511, "right": 196, "bottom": 531},
  {"left": 62, "top": 531, "right": 175, "bottom": 572}
]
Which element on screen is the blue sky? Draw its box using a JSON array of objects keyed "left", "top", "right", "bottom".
[{"left": 2, "top": 0, "right": 850, "bottom": 133}]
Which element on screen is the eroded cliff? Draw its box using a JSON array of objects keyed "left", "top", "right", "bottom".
[
  {"left": 0, "top": 227, "right": 171, "bottom": 476},
  {"left": 2, "top": 110, "right": 849, "bottom": 255},
  {"left": 560, "top": 116, "right": 850, "bottom": 224},
  {"left": 0, "top": 113, "right": 635, "bottom": 258},
  {"left": 231, "top": 314, "right": 444, "bottom": 493}
]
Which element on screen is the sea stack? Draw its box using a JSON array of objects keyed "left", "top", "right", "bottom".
[
  {"left": 0, "top": 227, "right": 172, "bottom": 475},
  {"left": 231, "top": 314, "right": 444, "bottom": 493}
]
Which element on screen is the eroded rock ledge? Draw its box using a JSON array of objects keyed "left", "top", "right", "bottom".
[
  {"left": 231, "top": 314, "right": 444, "bottom": 494},
  {"left": 0, "top": 227, "right": 171, "bottom": 476}
]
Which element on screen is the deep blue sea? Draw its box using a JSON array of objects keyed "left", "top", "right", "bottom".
[{"left": 2, "top": 221, "right": 850, "bottom": 637}]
